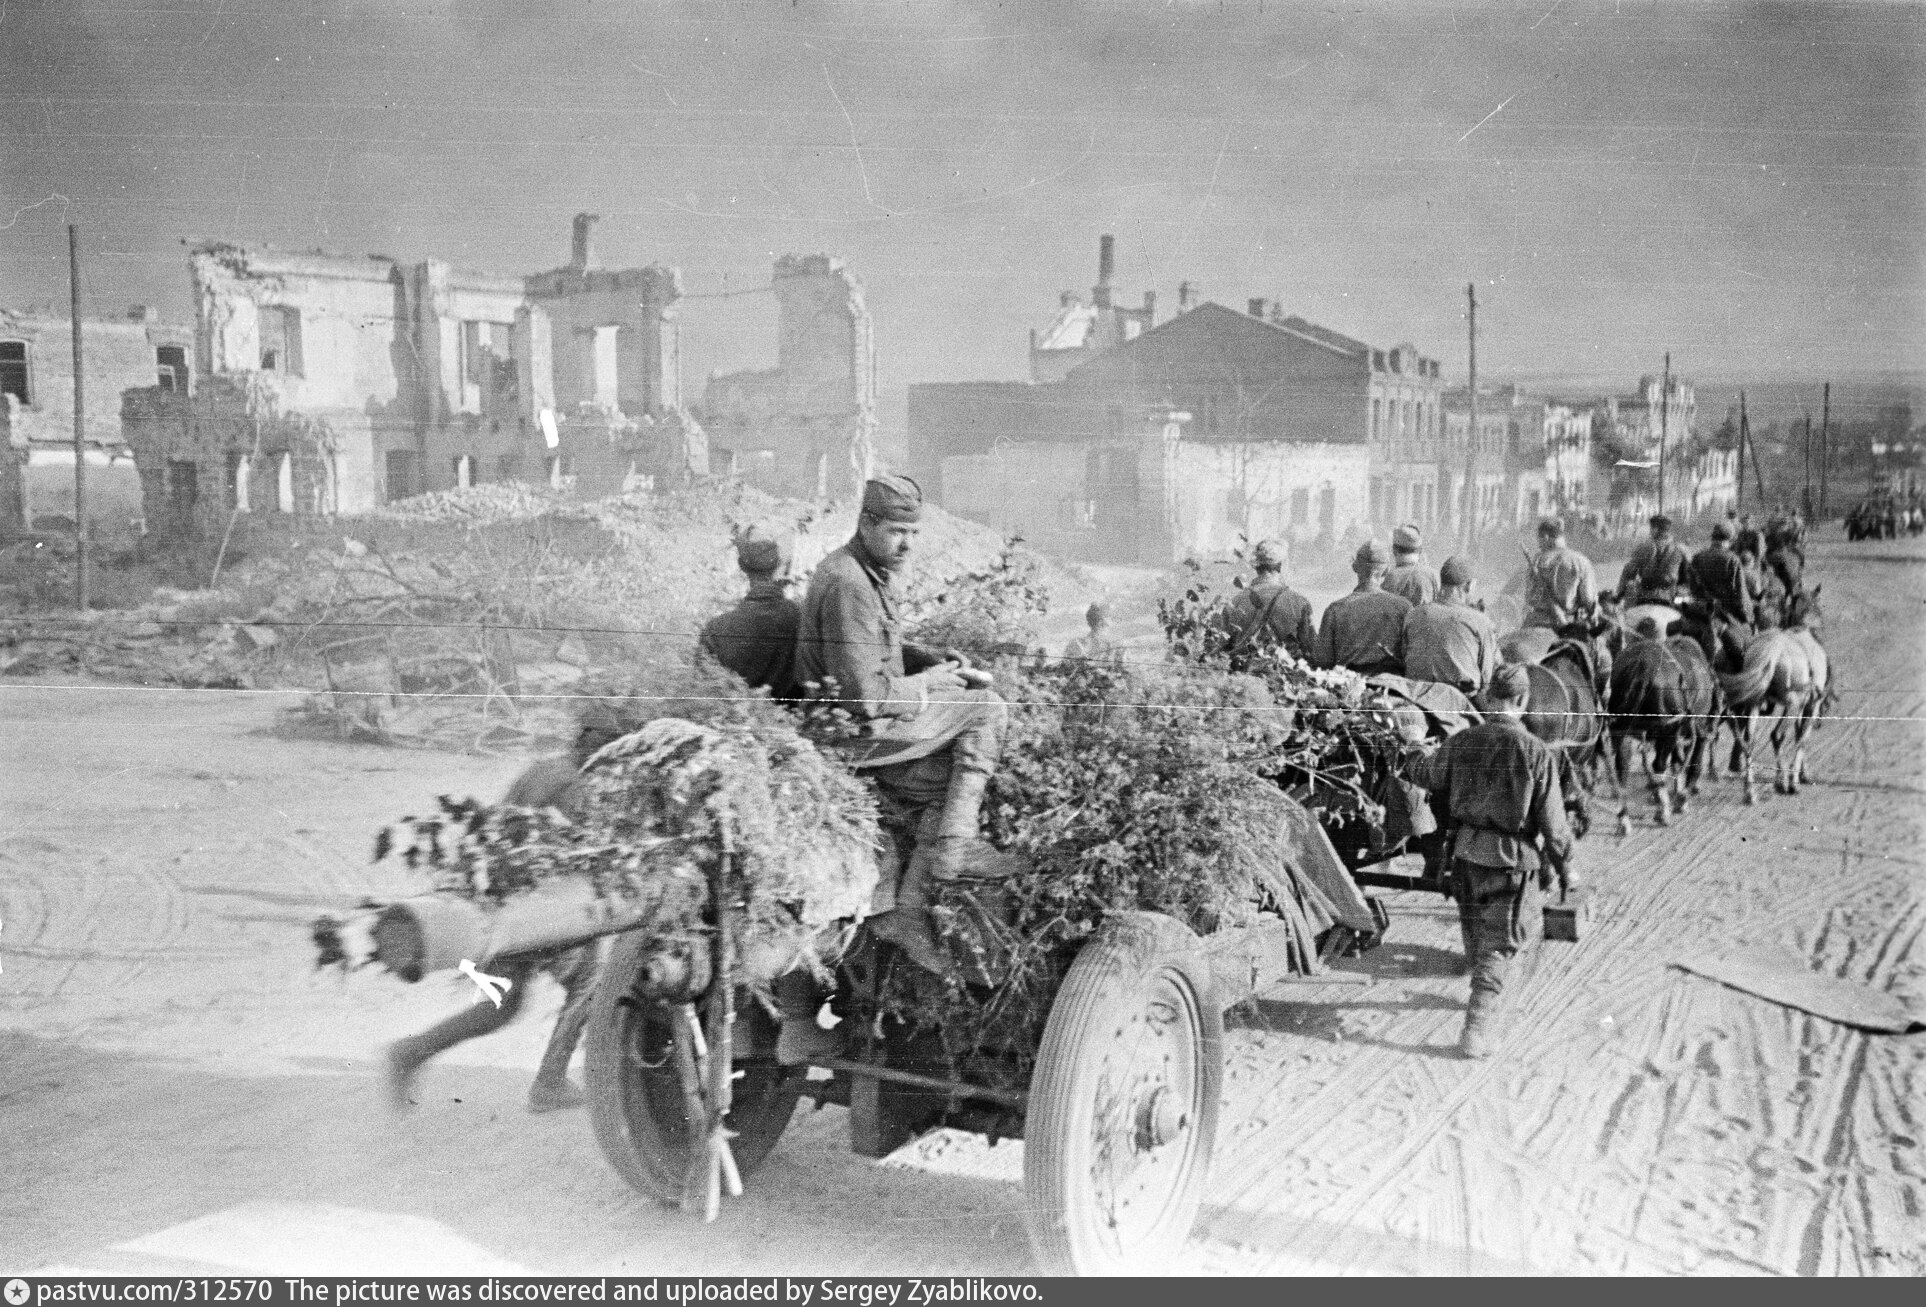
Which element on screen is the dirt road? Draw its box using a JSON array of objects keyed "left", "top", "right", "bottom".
[{"left": 4, "top": 535, "right": 1922, "bottom": 1276}]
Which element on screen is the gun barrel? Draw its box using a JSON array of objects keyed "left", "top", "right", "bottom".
[{"left": 372, "top": 880, "right": 662, "bottom": 981}]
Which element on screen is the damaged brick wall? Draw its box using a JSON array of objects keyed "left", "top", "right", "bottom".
[
  {"left": 123, "top": 375, "right": 343, "bottom": 541},
  {"left": 699, "top": 254, "right": 876, "bottom": 502}
]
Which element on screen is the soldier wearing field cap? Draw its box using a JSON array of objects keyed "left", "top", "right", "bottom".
[
  {"left": 1414, "top": 661, "right": 1574, "bottom": 1059},
  {"left": 1313, "top": 540, "right": 1412, "bottom": 675},
  {"left": 1223, "top": 537, "right": 1316, "bottom": 664},
  {"left": 1683, "top": 521, "right": 1754, "bottom": 670},
  {"left": 1384, "top": 523, "right": 1441, "bottom": 607},
  {"left": 698, "top": 529, "right": 801, "bottom": 700},
  {"left": 793, "top": 474, "right": 1007, "bottom": 990},
  {"left": 1523, "top": 518, "right": 1600, "bottom": 632},
  {"left": 1397, "top": 555, "right": 1499, "bottom": 695},
  {"left": 1619, "top": 514, "right": 1688, "bottom": 605}
]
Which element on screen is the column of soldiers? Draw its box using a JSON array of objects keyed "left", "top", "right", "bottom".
[{"left": 383, "top": 490, "right": 1817, "bottom": 1096}]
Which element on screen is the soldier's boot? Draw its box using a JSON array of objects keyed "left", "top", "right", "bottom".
[
  {"left": 1459, "top": 1006, "right": 1498, "bottom": 1060},
  {"left": 868, "top": 769, "right": 991, "bottom": 977},
  {"left": 773, "top": 969, "right": 846, "bottom": 1067}
]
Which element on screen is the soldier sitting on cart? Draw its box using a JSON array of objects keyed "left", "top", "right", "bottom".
[
  {"left": 1413, "top": 663, "right": 1575, "bottom": 1060},
  {"left": 779, "top": 475, "right": 1008, "bottom": 1064},
  {"left": 696, "top": 529, "right": 801, "bottom": 700}
]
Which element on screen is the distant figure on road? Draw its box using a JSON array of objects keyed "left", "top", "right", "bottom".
[
  {"left": 1619, "top": 514, "right": 1688, "bottom": 605},
  {"left": 1222, "top": 538, "right": 1315, "bottom": 666},
  {"left": 1383, "top": 523, "right": 1441, "bottom": 607},
  {"left": 1414, "top": 663, "right": 1574, "bottom": 1060},
  {"left": 1522, "top": 518, "right": 1600, "bottom": 632},
  {"left": 1314, "top": 541, "right": 1411, "bottom": 675}
]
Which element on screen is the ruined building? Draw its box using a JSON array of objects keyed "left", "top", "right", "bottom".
[
  {"left": 2, "top": 305, "right": 191, "bottom": 534},
  {"left": 697, "top": 255, "right": 877, "bottom": 501},
  {"left": 122, "top": 215, "right": 707, "bottom": 540},
  {"left": 1027, "top": 235, "right": 1156, "bottom": 383}
]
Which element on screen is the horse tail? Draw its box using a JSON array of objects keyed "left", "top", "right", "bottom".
[{"left": 1716, "top": 632, "right": 1784, "bottom": 709}]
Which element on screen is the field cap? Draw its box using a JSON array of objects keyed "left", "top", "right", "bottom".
[
  {"left": 1710, "top": 522, "right": 1733, "bottom": 542},
  {"left": 861, "top": 474, "right": 923, "bottom": 523},
  {"left": 1253, "top": 538, "right": 1287, "bottom": 568},
  {"left": 1650, "top": 514, "right": 1674, "bottom": 532},
  {"left": 1353, "top": 540, "right": 1393, "bottom": 572},
  {"left": 1490, "top": 663, "right": 1531, "bottom": 702},
  {"left": 1537, "top": 517, "right": 1565, "bottom": 539},
  {"left": 1392, "top": 524, "right": 1422, "bottom": 551},
  {"left": 1440, "top": 556, "right": 1473, "bottom": 587}
]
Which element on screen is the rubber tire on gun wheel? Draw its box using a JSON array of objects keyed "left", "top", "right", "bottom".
[
  {"left": 1023, "top": 911, "right": 1222, "bottom": 1275},
  {"left": 584, "top": 932, "right": 800, "bottom": 1205}
]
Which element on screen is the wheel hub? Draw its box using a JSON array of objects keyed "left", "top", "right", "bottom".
[{"left": 1133, "top": 1084, "right": 1187, "bottom": 1152}]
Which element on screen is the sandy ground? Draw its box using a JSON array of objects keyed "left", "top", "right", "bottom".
[{"left": 3, "top": 535, "right": 1922, "bottom": 1277}]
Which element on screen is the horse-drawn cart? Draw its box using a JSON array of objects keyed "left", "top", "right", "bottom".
[{"left": 361, "top": 722, "right": 1389, "bottom": 1278}]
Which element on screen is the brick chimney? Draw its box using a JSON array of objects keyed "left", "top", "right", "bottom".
[
  {"left": 1093, "top": 234, "right": 1115, "bottom": 309},
  {"left": 1177, "top": 281, "right": 1197, "bottom": 313},
  {"left": 1248, "top": 298, "right": 1268, "bottom": 318},
  {"left": 570, "top": 213, "right": 600, "bottom": 270}
]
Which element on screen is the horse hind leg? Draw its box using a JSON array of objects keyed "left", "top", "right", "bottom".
[
  {"left": 1609, "top": 732, "right": 1634, "bottom": 836},
  {"left": 1740, "top": 710, "right": 1760, "bottom": 805}
]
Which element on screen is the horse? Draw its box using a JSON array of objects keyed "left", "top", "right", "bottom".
[
  {"left": 1717, "top": 588, "right": 1831, "bottom": 805},
  {"left": 1603, "top": 625, "right": 1722, "bottom": 831}
]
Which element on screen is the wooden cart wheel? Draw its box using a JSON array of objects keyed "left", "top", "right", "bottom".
[
  {"left": 1023, "top": 911, "right": 1222, "bottom": 1275},
  {"left": 585, "top": 932, "right": 800, "bottom": 1205}
]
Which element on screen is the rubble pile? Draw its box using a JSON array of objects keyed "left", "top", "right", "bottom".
[{"left": 1, "top": 482, "right": 1070, "bottom": 753}]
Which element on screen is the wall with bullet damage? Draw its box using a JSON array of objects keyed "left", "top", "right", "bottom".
[{"left": 698, "top": 255, "right": 876, "bottom": 502}]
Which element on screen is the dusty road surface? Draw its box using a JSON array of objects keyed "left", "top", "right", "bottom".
[{"left": 4, "top": 534, "right": 1923, "bottom": 1276}]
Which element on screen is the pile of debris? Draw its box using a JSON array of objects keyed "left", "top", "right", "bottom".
[{"left": 2, "top": 482, "right": 1076, "bottom": 753}]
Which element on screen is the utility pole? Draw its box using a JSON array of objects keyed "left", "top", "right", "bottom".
[
  {"left": 1463, "top": 281, "right": 1478, "bottom": 553},
  {"left": 1736, "top": 391, "right": 1747, "bottom": 513},
  {"left": 1819, "top": 381, "right": 1831, "bottom": 518},
  {"left": 68, "top": 224, "right": 88, "bottom": 612},
  {"left": 1657, "top": 353, "right": 1670, "bottom": 520},
  {"left": 1803, "top": 412, "right": 1813, "bottom": 518},
  {"left": 1741, "top": 396, "right": 1768, "bottom": 505}
]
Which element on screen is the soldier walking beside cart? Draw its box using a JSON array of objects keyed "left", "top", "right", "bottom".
[
  {"left": 1414, "top": 663, "right": 1575, "bottom": 1060},
  {"left": 1396, "top": 556, "right": 1499, "bottom": 695}
]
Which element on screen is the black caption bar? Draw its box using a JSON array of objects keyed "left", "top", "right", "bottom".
[{"left": 1, "top": 1282, "right": 1067, "bottom": 1307}]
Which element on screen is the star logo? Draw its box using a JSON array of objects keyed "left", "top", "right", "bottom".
[{"left": 5, "top": 1278, "right": 31, "bottom": 1306}]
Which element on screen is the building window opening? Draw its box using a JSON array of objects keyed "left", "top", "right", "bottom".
[
  {"left": 384, "top": 450, "right": 420, "bottom": 503},
  {"left": 453, "top": 454, "right": 475, "bottom": 488},
  {"left": 591, "top": 325, "right": 620, "bottom": 409},
  {"left": 259, "top": 307, "right": 303, "bottom": 375},
  {"left": 226, "top": 451, "right": 251, "bottom": 512},
  {"left": 276, "top": 452, "right": 294, "bottom": 513},
  {"left": 156, "top": 344, "right": 189, "bottom": 393},
  {"left": 0, "top": 340, "right": 28, "bottom": 405}
]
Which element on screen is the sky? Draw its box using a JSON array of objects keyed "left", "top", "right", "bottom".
[{"left": 3, "top": 0, "right": 1922, "bottom": 411}]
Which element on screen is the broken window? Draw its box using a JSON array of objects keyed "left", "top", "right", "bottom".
[
  {"left": 384, "top": 450, "right": 419, "bottom": 503},
  {"left": 0, "top": 340, "right": 28, "bottom": 405},
  {"left": 156, "top": 344, "right": 189, "bottom": 392},
  {"left": 276, "top": 453, "right": 294, "bottom": 513},
  {"left": 259, "top": 306, "right": 303, "bottom": 375},
  {"left": 461, "top": 322, "right": 514, "bottom": 386},
  {"left": 591, "top": 325, "right": 620, "bottom": 408},
  {"left": 453, "top": 454, "right": 475, "bottom": 488},
  {"left": 226, "top": 451, "right": 251, "bottom": 512}
]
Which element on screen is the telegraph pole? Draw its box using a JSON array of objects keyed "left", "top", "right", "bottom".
[
  {"left": 1463, "top": 282, "right": 1478, "bottom": 553},
  {"left": 1736, "top": 392, "right": 1747, "bottom": 514},
  {"left": 1819, "top": 381, "right": 1831, "bottom": 518},
  {"left": 1802, "top": 412, "right": 1813, "bottom": 518},
  {"left": 68, "top": 224, "right": 88, "bottom": 611},
  {"left": 1657, "top": 352, "right": 1670, "bottom": 520}
]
